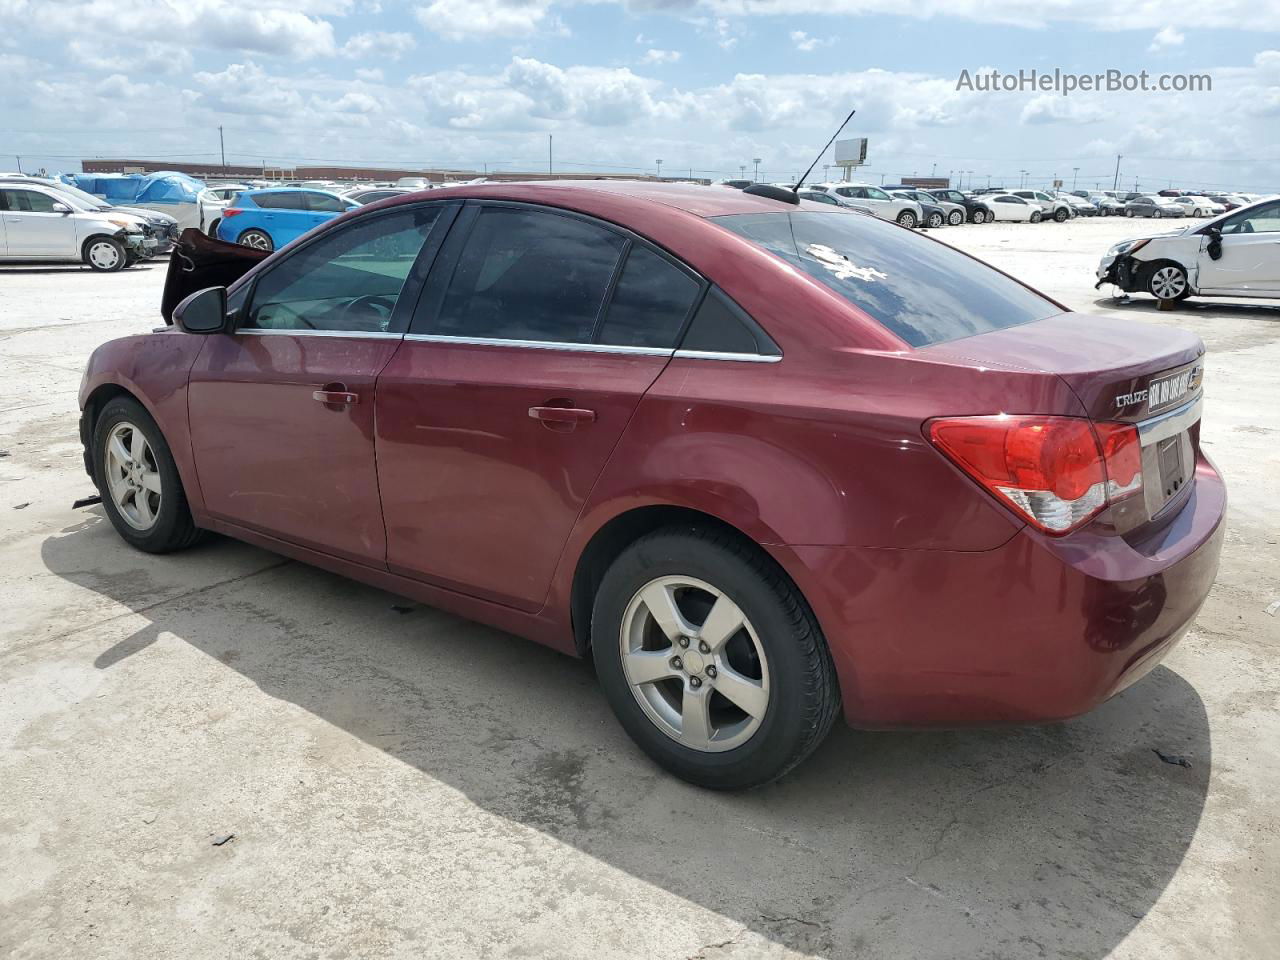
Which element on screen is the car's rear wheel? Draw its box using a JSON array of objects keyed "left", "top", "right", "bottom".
[
  {"left": 238, "top": 228, "right": 274, "bottom": 252},
  {"left": 1125, "top": 208, "right": 1135, "bottom": 217},
  {"left": 592, "top": 526, "right": 840, "bottom": 790},
  {"left": 1030, "top": 210, "right": 1043, "bottom": 223},
  {"left": 926, "top": 211, "right": 944, "bottom": 228},
  {"left": 1146, "top": 262, "right": 1190, "bottom": 303},
  {"left": 896, "top": 210, "right": 917, "bottom": 228},
  {"left": 92, "top": 396, "right": 203, "bottom": 553},
  {"left": 948, "top": 210, "right": 964, "bottom": 226},
  {"left": 207, "top": 218, "right": 221, "bottom": 238},
  {"left": 83, "top": 237, "right": 125, "bottom": 272}
]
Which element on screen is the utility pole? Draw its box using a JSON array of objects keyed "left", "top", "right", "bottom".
[
  {"left": 1020, "top": 169, "right": 1028, "bottom": 188},
  {"left": 548, "top": 135, "right": 553, "bottom": 175},
  {"left": 752, "top": 157, "right": 761, "bottom": 181},
  {"left": 1072, "top": 166, "right": 1079, "bottom": 190},
  {"left": 1112, "top": 154, "right": 1122, "bottom": 191},
  {"left": 739, "top": 164, "right": 746, "bottom": 179},
  {"left": 14, "top": 155, "right": 21, "bottom": 174},
  {"left": 655, "top": 158, "right": 662, "bottom": 179},
  {"left": 218, "top": 125, "right": 226, "bottom": 172},
  {"left": 987, "top": 174, "right": 991, "bottom": 188},
  {"left": 931, "top": 162, "right": 937, "bottom": 177}
]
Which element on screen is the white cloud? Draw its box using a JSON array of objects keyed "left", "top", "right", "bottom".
[
  {"left": 789, "top": 30, "right": 833, "bottom": 51},
  {"left": 1149, "top": 26, "right": 1185, "bottom": 52},
  {"left": 355, "top": 67, "right": 384, "bottom": 81},
  {"left": 642, "top": 48, "right": 681, "bottom": 64},
  {"left": 1019, "top": 94, "right": 1106, "bottom": 125},
  {"left": 415, "top": 0, "right": 556, "bottom": 39},
  {"left": 67, "top": 40, "right": 193, "bottom": 75},
  {"left": 340, "top": 31, "right": 416, "bottom": 59}
]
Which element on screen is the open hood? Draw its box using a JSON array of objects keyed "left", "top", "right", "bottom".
[{"left": 161, "top": 228, "right": 269, "bottom": 324}]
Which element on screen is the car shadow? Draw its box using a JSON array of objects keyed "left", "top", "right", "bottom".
[
  {"left": 41, "top": 516, "right": 1212, "bottom": 958},
  {"left": 1093, "top": 295, "right": 1280, "bottom": 319}
]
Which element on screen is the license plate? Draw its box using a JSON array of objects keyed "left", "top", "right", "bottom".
[{"left": 1156, "top": 435, "right": 1186, "bottom": 499}]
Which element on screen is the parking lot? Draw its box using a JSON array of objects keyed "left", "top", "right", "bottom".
[{"left": 1, "top": 215, "right": 1277, "bottom": 959}]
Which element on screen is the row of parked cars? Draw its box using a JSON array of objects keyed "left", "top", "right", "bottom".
[{"left": 791, "top": 182, "right": 1078, "bottom": 226}]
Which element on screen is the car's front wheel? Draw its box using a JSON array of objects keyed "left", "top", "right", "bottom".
[
  {"left": 83, "top": 237, "right": 126, "bottom": 272},
  {"left": 207, "top": 218, "right": 221, "bottom": 238},
  {"left": 238, "top": 228, "right": 274, "bottom": 252},
  {"left": 896, "top": 209, "right": 917, "bottom": 228},
  {"left": 592, "top": 527, "right": 840, "bottom": 790},
  {"left": 948, "top": 210, "right": 964, "bottom": 226},
  {"left": 92, "top": 396, "right": 203, "bottom": 553},
  {"left": 1146, "top": 261, "right": 1190, "bottom": 303},
  {"left": 1030, "top": 210, "right": 1043, "bottom": 223},
  {"left": 1054, "top": 208, "right": 1069, "bottom": 222},
  {"left": 1152, "top": 209, "right": 1163, "bottom": 219},
  {"left": 926, "top": 211, "right": 944, "bottom": 228}
]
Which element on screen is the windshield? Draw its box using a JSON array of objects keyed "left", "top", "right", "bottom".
[
  {"left": 713, "top": 211, "right": 1059, "bottom": 347},
  {"left": 52, "top": 183, "right": 113, "bottom": 211}
]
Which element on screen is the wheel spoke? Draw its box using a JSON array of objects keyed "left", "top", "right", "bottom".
[
  {"left": 139, "top": 471, "right": 162, "bottom": 494},
  {"left": 134, "top": 491, "right": 155, "bottom": 526},
  {"left": 130, "top": 428, "right": 146, "bottom": 462},
  {"left": 680, "top": 684, "right": 713, "bottom": 748},
  {"left": 698, "top": 594, "right": 744, "bottom": 652},
  {"left": 639, "top": 581, "right": 695, "bottom": 642},
  {"left": 712, "top": 664, "right": 769, "bottom": 719},
  {"left": 109, "top": 434, "right": 131, "bottom": 467},
  {"left": 624, "top": 649, "right": 677, "bottom": 685}
]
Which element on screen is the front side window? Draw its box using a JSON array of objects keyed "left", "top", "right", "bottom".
[
  {"left": 714, "top": 211, "right": 1060, "bottom": 348},
  {"left": 865, "top": 187, "right": 891, "bottom": 201},
  {"left": 2, "top": 189, "right": 58, "bottom": 213},
  {"left": 244, "top": 206, "right": 441, "bottom": 333},
  {"left": 305, "top": 192, "right": 346, "bottom": 213},
  {"left": 430, "top": 208, "right": 625, "bottom": 343},
  {"left": 1220, "top": 201, "right": 1280, "bottom": 234}
]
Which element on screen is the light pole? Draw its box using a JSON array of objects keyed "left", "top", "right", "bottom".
[
  {"left": 1020, "top": 169, "right": 1028, "bottom": 188},
  {"left": 1072, "top": 166, "right": 1079, "bottom": 190},
  {"left": 823, "top": 164, "right": 829, "bottom": 181},
  {"left": 752, "top": 157, "right": 761, "bottom": 182},
  {"left": 655, "top": 159, "right": 662, "bottom": 179},
  {"left": 1113, "top": 154, "right": 1122, "bottom": 191},
  {"left": 740, "top": 164, "right": 746, "bottom": 179}
]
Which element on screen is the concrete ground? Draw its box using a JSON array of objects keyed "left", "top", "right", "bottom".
[{"left": 1, "top": 216, "right": 1277, "bottom": 960}]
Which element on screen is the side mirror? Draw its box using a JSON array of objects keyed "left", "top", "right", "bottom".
[
  {"left": 173, "top": 286, "right": 233, "bottom": 334},
  {"left": 51, "top": 202, "right": 71, "bottom": 214}
]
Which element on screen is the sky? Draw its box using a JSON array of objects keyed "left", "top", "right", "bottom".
[{"left": 3, "top": 0, "right": 1280, "bottom": 192}]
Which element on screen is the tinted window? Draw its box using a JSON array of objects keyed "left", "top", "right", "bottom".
[
  {"left": 714, "top": 211, "right": 1059, "bottom": 348},
  {"left": 595, "top": 246, "right": 700, "bottom": 348},
  {"left": 305, "top": 192, "right": 346, "bottom": 212},
  {"left": 680, "top": 288, "right": 779, "bottom": 355},
  {"left": 245, "top": 206, "right": 440, "bottom": 332},
  {"left": 3, "top": 189, "right": 58, "bottom": 212},
  {"left": 255, "top": 192, "right": 305, "bottom": 210},
  {"left": 431, "top": 208, "right": 625, "bottom": 343},
  {"left": 1221, "top": 201, "right": 1280, "bottom": 234}
]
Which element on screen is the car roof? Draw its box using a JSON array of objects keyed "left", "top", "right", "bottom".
[{"left": 373, "top": 179, "right": 808, "bottom": 219}]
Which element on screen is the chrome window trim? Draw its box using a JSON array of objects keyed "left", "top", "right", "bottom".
[
  {"left": 235, "top": 328, "right": 402, "bottom": 340},
  {"left": 1137, "top": 394, "right": 1202, "bottom": 446},
  {"left": 402, "top": 333, "right": 675, "bottom": 357},
  {"left": 673, "top": 349, "right": 782, "bottom": 363}
]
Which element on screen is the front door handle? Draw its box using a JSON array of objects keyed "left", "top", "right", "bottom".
[
  {"left": 313, "top": 384, "right": 358, "bottom": 405},
  {"left": 529, "top": 405, "right": 596, "bottom": 424}
]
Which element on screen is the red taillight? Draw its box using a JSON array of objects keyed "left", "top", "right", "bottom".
[
  {"left": 926, "top": 416, "right": 1144, "bottom": 535},
  {"left": 222, "top": 207, "right": 244, "bottom": 218}
]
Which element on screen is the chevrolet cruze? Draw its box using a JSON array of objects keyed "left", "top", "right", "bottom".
[{"left": 79, "top": 181, "right": 1226, "bottom": 789}]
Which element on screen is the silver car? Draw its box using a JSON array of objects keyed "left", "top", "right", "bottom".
[
  {"left": 811, "top": 182, "right": 923, "bottom": 228},
  {"left": 0, "top": 183, "right": 150, "bottom": 271},
  {"left": 0, "top": 178, "right": 178, "bottom": 256}
]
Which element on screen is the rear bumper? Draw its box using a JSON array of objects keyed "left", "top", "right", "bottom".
[{"left": 786, "top": 455, "right": 1226, "bottom": 728}]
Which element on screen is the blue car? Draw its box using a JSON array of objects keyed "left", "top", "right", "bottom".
[{"left": 216, "top": 188, "right": 359, "bottom": 252}]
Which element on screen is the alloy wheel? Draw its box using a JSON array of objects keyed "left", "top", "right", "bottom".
[
  {"left": 104, "top": 421, "right": 162, "bottom": 530},
  {"left": 1150, "top": 266, "right": 1187, "bottom": 301},
  {"left": 619, "top": 575, "right": 770, "bottom": 753},
  {"left": 239, "top": 230, "right": 273, "bottom": 251}
]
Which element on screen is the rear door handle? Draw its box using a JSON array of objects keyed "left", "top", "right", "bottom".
[
  {"left": 528, "top": 405, "right": 595, "bottom": 424},
  {"left": 313, "top": 384, "right": 358, "bottom": 405}
]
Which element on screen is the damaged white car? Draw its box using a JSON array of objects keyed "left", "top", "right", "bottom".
[{"left": 1096, "top": 196, "right": 1280, "bottom": 303}]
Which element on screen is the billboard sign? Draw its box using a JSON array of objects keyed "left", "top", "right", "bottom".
[{"left": 833, "top": 138, "right": 868, "bottom": 166}]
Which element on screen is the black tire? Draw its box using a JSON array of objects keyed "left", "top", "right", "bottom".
[
  {"left": 92, "top": 396, "right": 204, "bottom": 553},
  {"left": 82, "top": 236, "right": 126, "bottom": 272},
  {"left": 1144, "top": 260, "right": 1191, "bottom": 303},
  {"left": 1030, "top": 210, "right": 1043, "bottom": 223},
  {"left": 207, "top": 218, "right": 221, "bottom": 238},
  {"left": 948, "top": 210, "right": 964, "bottom": 226},
  {"left": 591, "top": 526, "right": 840, "bottom": 790},
  {"left": 237, "top": 228, "right": 274, "bottom": 252},
  {"left": 1054, "top": 208, "right": 1069, "bottom": 222},
  {"left": 1152, "top": 209, "right": 1163, "bottom": 219},
  {"left": 896, "top": 209, "right": 917, "bottom": 228},
  {"left": 927, "top": 212, "right": 944, "bottom": 228},
  {"left": 974, "top": 208, "right": 990, "bottom": 223},
  {"left": 1126, "top": 208, "right": 1135, "bottom": 218}
]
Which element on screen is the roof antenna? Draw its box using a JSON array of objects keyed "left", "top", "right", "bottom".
[{"left": 794, "top": 107, "right": 856, "bottom": 193}]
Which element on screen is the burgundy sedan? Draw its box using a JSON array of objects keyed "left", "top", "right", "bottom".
[{"left": 79, "top": 181, "right": 1225, "bottom": 789}]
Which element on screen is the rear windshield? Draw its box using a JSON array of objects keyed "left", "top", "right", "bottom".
[{"left": 713, "top": 211, "right": 1059, "bottom": 347}]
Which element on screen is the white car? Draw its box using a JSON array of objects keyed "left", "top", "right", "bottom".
[
  {"left": 796, "top": 189, "right": 873, "bottom": 216},
  {"left": 982, "top": 193, "right": 1039, "bottom": 222},
  {"left": 1056, "top": 192, "right": 1098, "bottom": 216},
  {"left": 1172, "top": 196, "right": 1226, "bottom": 217},
  {"left": 198, "top": 184, "right": 250, "bottom": 237},
  {"left": 811, "top": 183, "right": 923, "bottom": 228},
  {"left": 1097, "top": 196, "right": 1280, "bottom": 302},
  {"left": 1012, "top": 190, "right": 1072, "bottom": 222},
  {"left": 0, "top": 182, "right": 151, "bottom": 271}
]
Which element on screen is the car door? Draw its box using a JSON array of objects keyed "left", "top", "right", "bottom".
[
  {"left": 187, "top": 202, "right": 457, "bottom": 564},
  {"left": 0, "top": 188, "right": 79, "bottom": 257},
  {"left": 254, "top": 192, "right": 313, "bottom": 247},
  {"left": 303, "top": 192, "right": 355, "bottom": 235},
  {"left": 1196, "top": 200, "right": 1280, "bottom": 293},
  {"left": 375, "top": 201, "right": 704, "bottom": 611}
]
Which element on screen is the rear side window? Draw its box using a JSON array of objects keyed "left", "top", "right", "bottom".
[
  {"left": 714, "top": 211, "right": 1058, "bottom": 347},
  {"left": 431, "top": 207, "right": 625, "bottom": 343},
  {"left": 679, "top": 288, "right": 780, "bottom": 356},
  {"left": 255, "top": 192, "right": 305, "bottom": 210},
  {"left": 595, "top": 246, "right": 700, "bottom": 348}
]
